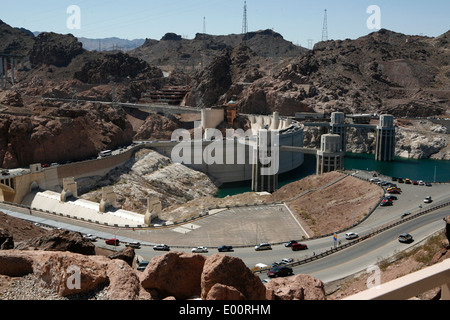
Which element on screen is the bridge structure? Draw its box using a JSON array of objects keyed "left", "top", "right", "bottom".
[{"left": 0, "top": 54, "right": 27, "bottom": 89}]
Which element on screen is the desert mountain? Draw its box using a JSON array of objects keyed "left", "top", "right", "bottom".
[
  {"left": 184, "top": 28, "right": 450, "bottom": 116},
  {"left": 130, "top": 29, "right": 307, "bottom": 73}
]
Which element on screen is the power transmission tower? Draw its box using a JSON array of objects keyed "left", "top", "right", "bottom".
[
  {"left": 321, "top": 9, "right": 328, "bottom": 42},
  {"left": 242, "top": 1, "right": 248, "bottom": 41}
]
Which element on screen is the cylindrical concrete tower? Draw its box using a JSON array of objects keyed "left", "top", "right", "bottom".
[
  {"left": 375, "top": 114, "right": 395, "bottom": 161},
  {"left": 330, "top": 112, "right": 347, "bottom": 153},
  {"left": 316, "top": 134, "right": 344, "bottom": 175}
]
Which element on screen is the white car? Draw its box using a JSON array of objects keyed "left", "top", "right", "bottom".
[
  {"left": 281, "top": 258, "right": 294, "bottom": 264},
  {"left": 424, "top": 196, "right": 432, "bottom": 203},
  {"left": 345, "top": 232, "right": 359, "bottom": 240},
  {"left": 83, "top": 234, "right": 97, "bottom": 241},
  {"left": 192, "top": 246, "right": 208, "bottom": 253}
]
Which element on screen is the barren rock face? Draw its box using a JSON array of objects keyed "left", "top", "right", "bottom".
[
  {"left": 140, "top": 252, "right": 207, "bottom": 300},
  {"left": 15, "top": 230, "right": 96, "bottom": 255},
  {"left": 201, "top": 254, "right": 266, "bottom": 300},
  {"left": 265, "top": 274, "right": 326, "bottom": 300},
  {"left": 29, "top": 32, "right": 84, "bottom": 68}
]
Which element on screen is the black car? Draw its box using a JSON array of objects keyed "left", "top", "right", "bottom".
[
  {"left": 398, "top": 233, "right": 413, "bottom": 243},
  {"left": 284, "top": 240, "right": 298, "bottom": 247},
  {"left": 218, "top": 245, "right": 233, "bottom": 252},
  {"left": 267, "top": 266, "right": 293, "bottom": 278}
]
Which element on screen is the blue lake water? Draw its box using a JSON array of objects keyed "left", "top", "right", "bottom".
[{"left": 217, "top": 153, "right": 450, "bottom": 198}]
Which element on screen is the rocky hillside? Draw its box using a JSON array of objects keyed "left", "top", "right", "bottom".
[
  {"left": 185, "top": 29, "right": 450, "bottom": 117},
  {"left": 78, "top": 148, "right": 218, "bottom": 213},
  {"left": 130, "top": 29, "right": 306, "bottom": 73},
  {"left": 0, "top": 103, "right": 134, "bottom": 168}
]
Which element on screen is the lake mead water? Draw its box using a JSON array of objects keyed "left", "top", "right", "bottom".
[{"left": 217, "top": 153, "right": 450, "bottom": 197}]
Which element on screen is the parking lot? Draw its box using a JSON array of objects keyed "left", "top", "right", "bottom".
[{"left": 130, "top": 204, "right": 309, "bottom": 248}]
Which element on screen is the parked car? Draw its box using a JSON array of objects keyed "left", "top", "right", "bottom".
[
  {"left": 217, "top": 245, "right": 233, "bottom": 252},
  {"left": 126, "top": 242, "right": 141, "bottom": 249},
  {"left": 424, "top": 196, "right": 433, "bottom": 203},
  {"left": 267, "top": 266, "right": 293, "bottom": 278},
  {"left": 380, "top": 199, "right": 393, "bottom": 206},
  {"left": 425, "top": 182, "right": 432, "bottom": 187},
  {"left": 398, "top": 178, "right": 404, "bottom": 183},
  {"left": 412, "top": 180, "right": 418, "bottom": 185},
  {"left": 291, "top": 243, "right": 308, "bottom": 251},
  {"left": 398, "top": 233, "right": 413, "bottom": 243},
  {"left": 255, "top": 243, "right": 272, "bottom": 251},
  {"left": 153, "top": 244, "right": 170, "bottom": 251},
  {"left": 384, "top": 195, "right": 398, "bottom": 201},
  {"left": 284, "top": 240, "right": 298, "bottom": 247},
  {"left": 137, "top": 261, "right": 149, "bottom": 271},
  {"left": 418, "top": 180, "right": 425, "bottom": 186},
  {"left": 105, "top": 238, "right": 120, "bottom": 246},
  {"left": 345, "top": 232, "right": 359, "bottom": 240},
  {"left": 405, "top": 179, "right": 411, "bottom": 184},
  {"left": 192, "top": 246, "right": 208, "bottom": 253}
]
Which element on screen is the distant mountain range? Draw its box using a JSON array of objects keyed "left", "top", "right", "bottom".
[{"left": 33, "top": 32, "right": 145, "bottom": 52}]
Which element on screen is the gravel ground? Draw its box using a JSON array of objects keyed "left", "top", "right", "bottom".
[{"left": 0, "top": 274, "right": 110, "bottom": 300}]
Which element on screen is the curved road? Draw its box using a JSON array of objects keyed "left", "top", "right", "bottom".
[{"left": 2, "top": 170, "right": 449, "bottom": 287}]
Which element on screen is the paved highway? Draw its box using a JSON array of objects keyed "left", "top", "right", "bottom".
[{"left": 1, "top": 170, "right": 449, "bottom": 287}]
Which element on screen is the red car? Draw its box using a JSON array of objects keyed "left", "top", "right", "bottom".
[
  {"left": 105, "top": 238, "right": 120, "bottom": 245},
  {"left": 291, "top": 243, "right": 308, "bottom": 251}
]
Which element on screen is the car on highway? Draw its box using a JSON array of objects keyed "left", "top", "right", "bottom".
[
  {"left": 267, "top": 266, "right": 293, "bottom": 278},
  {"left": 126, "top": 242, "right": 141, "bottom": 249},
  {"left": 83, "top": 234, "right": 97, "bottom": 241},
  {"left": 192, "top": 246, "right": 208, "bottom": 253},
  {"left": 153, "top": 244, "right": 170, "bottom": 251},
  {"left": 284, "top": 240, "right": 298, "bottom": 247},
  {"left": 105, "top": 238, "right": 120, "bottom": 246},
  {"left": 137, "top": 261, "right": 149, "bottom": 271},
  {"left": 424, "top": 196, "right": 433, "bottom": 203},
  {"left": 291, "top": 243, "right": 308, "bottom": 251},
  {"left": 217, "top": 245, "right": 233, "bottom": 252},
  {"left": 401, "top": 212, "right": 411, "bottom": 219},
  {"left": 281, "top": 258, "right": 294, "bottom": 264},
  {"left": 255, "top": 243, "right": 272, "bottom": 251},
  {"left": 345, "top": 232, "right": 359, "bottom": 240},
  {"left": 398, "top": 233, "right": 413, "bottom": 243}
]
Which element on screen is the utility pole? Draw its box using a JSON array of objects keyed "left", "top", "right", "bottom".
[{"left": 322, "top": 9, "right": 328, "bottom": 42}]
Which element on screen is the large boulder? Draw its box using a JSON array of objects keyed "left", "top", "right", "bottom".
[
  {"left": 15, "top": 230, "right": 96, "bottom": 255},
  {"left": 140, "top": 252, "right": 206, "bottom": 300},
  {"left": 0, "top": 250, "right": 144, "bottom": 299},
  {"left": 201, "top": 254, "right": 266, "bottom": 300},
  {"left": 108, "top": 246, "right": 135, "bottom": 267},
  {"left": 265, "top": 274, "right": 326, "bottom": 300},
  {"left": 205, "top": 283, "right": 245, "bottom": 300}
]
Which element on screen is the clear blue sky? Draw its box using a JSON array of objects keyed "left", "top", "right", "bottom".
[{"left": 2, "top": 0, "right": 449, "bottom": 47}]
